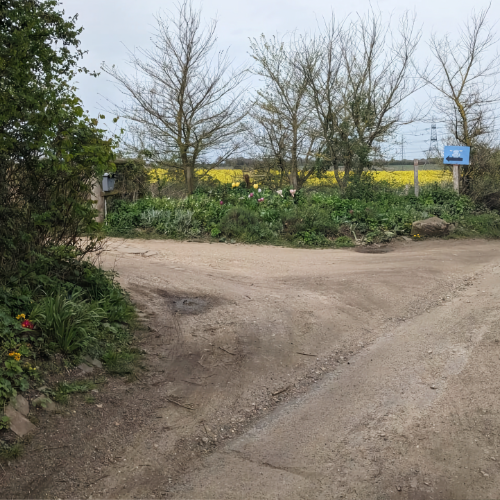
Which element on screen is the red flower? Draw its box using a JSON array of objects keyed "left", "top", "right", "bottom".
[{"left": 21, "top": 319, "right": 34, "bottom": 330}]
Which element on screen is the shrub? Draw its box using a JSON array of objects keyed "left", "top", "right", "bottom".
[
  {"left": 218, "top": 207, "right": 260, "bottom": 238},
  {"left": 105, "top": 180, "right": 500, "bottom": 245},
  {"left": 0, "top": 0, "right": 116, "bottom": 279},
  {"left": 282, "top": 206, "right": 338, "bottom": 238},
  {"left": 140, "top": 209, "right": 172, "bottom": 229},
  {"left": 335, "top": 236, "right": 355, "bottom": 248},
  {"left": 0, "top": 1, "right": 137, "bottom": 409}
]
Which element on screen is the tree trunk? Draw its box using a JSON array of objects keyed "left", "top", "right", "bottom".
[
  {"left": 290, "top": 164, "right": 298, "bottom": 190},
  {"left": 185, "top": 165, "right": 195, "bottom": 195},
  {"left": 290, "top": 120, "right": 298, "bottom": 189}
]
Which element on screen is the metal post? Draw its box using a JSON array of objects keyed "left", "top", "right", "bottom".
[
  {"left": 453, "top": 164, "right": 460, "bottom": 193},
  {"left": 413, "top": 159, "right": 419, "bottom": 197}
]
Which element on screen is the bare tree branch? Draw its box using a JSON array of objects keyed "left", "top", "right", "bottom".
[
  {"left": 421, "top": 4, "right": 500, "bottom": 191},
  {"left": 249, "top": 34, "right": 320, "bottom": 189},
  {"left": 102, "top": 0, "right": 248, "bottom": 194}
]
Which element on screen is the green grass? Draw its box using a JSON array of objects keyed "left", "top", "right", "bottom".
[
  {"left": 52, "top": 380, "right": 98, "bottom": 404},
  {"left": 102, "top": 348, "right": 143, "bottom": 377}
]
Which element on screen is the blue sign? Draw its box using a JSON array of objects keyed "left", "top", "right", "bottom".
[{"left": 443, "top": 146, "right": 470, "bottom": 165}]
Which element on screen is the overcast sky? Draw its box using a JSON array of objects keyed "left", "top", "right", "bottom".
[{"left": 60, "top": 0, "right": 500, "bottom": 160}]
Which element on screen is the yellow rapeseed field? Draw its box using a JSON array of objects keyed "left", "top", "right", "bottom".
[{"left": 149, "top": 168, "right": 451, "bottom": 187}]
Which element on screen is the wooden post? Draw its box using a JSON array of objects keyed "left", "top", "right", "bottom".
[
  {"left": 91, "top": 180, "right": 104, "bottom": 223},
  {"left": 453, "top": 164, "right": 460, "bottom": 193},
  {"left": 413, "top": 159, "right": 419, "bottom": 197}
]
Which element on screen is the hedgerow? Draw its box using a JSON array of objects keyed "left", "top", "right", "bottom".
[{"left": 105, "top": 175, "right": 500, "bottom": 245}]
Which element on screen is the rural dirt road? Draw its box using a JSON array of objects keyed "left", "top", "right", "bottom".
[{"left": 3, "top": 237, "right": 500, "bottom": 500}]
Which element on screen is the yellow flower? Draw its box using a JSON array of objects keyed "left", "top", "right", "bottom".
[
  {"left": 9, "top": 352, "right": 21, "bottom": 361},
  {"left": 236, "top": 182, "right": 240, "bottom": 187},
  {"left": 231, "top": 182, "right": 236, "bottom": 188},
  {"left": 253, "top": 184, "right": 258, "bottom": 189},
  {"left": 16, "top": 313, "right": 26, "bottom": 320}
]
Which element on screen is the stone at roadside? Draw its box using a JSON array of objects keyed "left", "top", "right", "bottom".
[
  {"left": 5, "top": 406, "right": 36, "bottom": 437},
  {"left": 402, "top": 236, "right": 413, "bottom": 242},
  {"left": 411, "top": 217, "right": 450, "bottom": 237},
  {"left": 32, "top": 396, "right": 57, "bottom": 411},
  {"left": 83, "top": 355, "right": 102, "bottom": 369},
  {"left": 10, "top": 394, "right": 29, "bottom": 416},
  {"left": 77, "top": 363, "right": 94, "bottom": 374}
]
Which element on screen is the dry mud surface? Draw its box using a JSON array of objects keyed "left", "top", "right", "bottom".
[{"left": 3, "top": 238, "right": 500, "bottom": 499}]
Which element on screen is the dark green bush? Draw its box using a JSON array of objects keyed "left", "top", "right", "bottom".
[
  {"left": 282, "top": 206, "right": 338, "bottom": 237},
  {"left": 218, "top": 207, "right": 260, "bottom": 237}
]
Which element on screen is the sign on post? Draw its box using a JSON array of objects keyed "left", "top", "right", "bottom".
[
  {"left": 443, "top": 146, "right": 470, "bottom": 165},
  {"left": 443, "top": 146, "right": 470, "bottom": 193}
]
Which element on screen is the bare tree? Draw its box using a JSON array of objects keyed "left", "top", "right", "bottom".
[
  {"left": 342, "top": 11, "right": 421, "bottom": 164},
  {"left": 249, "top": 35, "right": 320, "bottom": 189},
  {"left": 299, "top": 22, "right": 348, "bottom": 188},
  {"left": 248, "top": 92, "right": 291, "bottom": 186},
  {"left": 301, "top": 12, "right": 421, "bottom": 189},
  {"left": 422, "top": 5, "right": 500, "bottom": 189},
  {"left": 102, "top": 1, "right": 247, "bottom": 194}
]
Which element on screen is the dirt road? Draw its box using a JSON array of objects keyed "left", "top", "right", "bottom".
[{"left": 3, "top": 238, "right": 500, "bottom": 499}]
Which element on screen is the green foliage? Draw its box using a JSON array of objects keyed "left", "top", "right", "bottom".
[
  {"left": 0, "top": 1, "right": 136, "bottom": 409},
  {"left": 219, "top": 207, "right": 260, "bottom": 238},
  {"left": 0, "top": 355, "right": 30, "bottom": 403},
  {"left": 453, "top": 213, "right": 500, "bottom": 238},
  {"left": 52, "top": 380, "right": 96, "bottom": 404},
  {"left": 102, "top": 349, "right": 141, "bottom": 376},
  {"left": 0, "top": 0, "right": 117, "bottom": 278},
  {"left": 335, "top": 236, "right": 355, "bottom": 248},
  {"left": 0, "top": 416, "right": 10, "bottom": 431},
  {"left": 465, "top": 145, "right": 500, "bottom": 209},
  {"left": 113, "top": 160, "right": 151, "bottom": 200},
  {"left": 0, "top": 257, "right": 136, "bottom": 406},
  {"left": 0, "top": 441, "right": 23, "bottom": 460},
  {"left": 105, "top": 177, "right": 498, "bottom": 245},
  {"left": 30, "top": 292, "right": 106, "bottom": 354}
]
